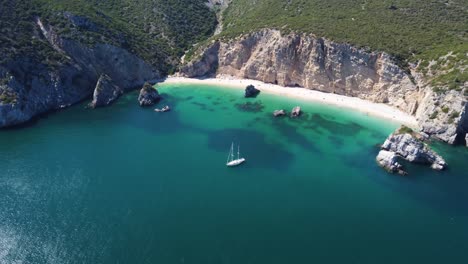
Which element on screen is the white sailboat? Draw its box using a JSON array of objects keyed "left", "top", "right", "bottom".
[{"left": 226, "top": 142, "right": 245, "bottom": 167}]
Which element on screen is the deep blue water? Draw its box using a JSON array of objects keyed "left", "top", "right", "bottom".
[{"left": 0, "top": 83, "right": 467, "bottom": 263}]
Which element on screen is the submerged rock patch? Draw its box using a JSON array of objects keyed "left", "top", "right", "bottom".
[{"left": 235, "top": 101, "right": 264, "bottom": 112}]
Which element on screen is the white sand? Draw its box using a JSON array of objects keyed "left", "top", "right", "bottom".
[{"left": 160, "top": 76, "right": 418, "bottom": 127}]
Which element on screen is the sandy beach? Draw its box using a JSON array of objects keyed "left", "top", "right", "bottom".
[{"left": 160, "top": 76, "right": 418, "bottom": 127}]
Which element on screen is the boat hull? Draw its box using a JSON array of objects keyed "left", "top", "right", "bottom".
[{"left": 226, "top": 158, "right": 245, "bottom": 167}]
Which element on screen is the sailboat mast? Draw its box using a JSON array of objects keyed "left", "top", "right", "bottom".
[
  {"left": 237, "top": 145, "right": 240, "bottom": 160},
  {"left": 227, "top": 142, "right": 234, "bottom": 163}
]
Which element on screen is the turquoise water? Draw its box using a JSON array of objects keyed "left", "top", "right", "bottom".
[{"left": 1, "top": 83, "right": 468, "bottom": 263}]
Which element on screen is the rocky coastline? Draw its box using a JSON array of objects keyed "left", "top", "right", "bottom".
[
  {"left": 179, "top": 29, "right": 467, "bottom": 147},
  {"left": 1, "top": 25, "right": 466, "bottom": 154},
  {"left": 0, "top": 17, "right": 159, "bottom": 127}
]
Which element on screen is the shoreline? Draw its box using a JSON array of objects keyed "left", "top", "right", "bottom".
[{"left": 159, "top": 76, "right": 418, "bottom": 127}]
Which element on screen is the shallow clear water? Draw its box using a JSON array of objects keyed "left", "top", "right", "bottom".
[{"left": 0, "top": 83, "right": 467, "bottom": 263}]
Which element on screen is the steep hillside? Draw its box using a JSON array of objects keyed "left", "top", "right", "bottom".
[
  {"left": 180, "top": 0, "right": 468, "bottom": 145},
  {"left": 219, "top": 0, "right": 467, "bottom": 91},
  {"left": 1, "top": 0, "right": 217, "bottom": 72},
  {"left": 0, "top": 0, "right": 216, "bottom": 126},
  {"left": 1, "top": 0, "right": 467, "bottom": 141}
]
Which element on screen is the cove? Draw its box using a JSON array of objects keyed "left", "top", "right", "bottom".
[{"left": 0, "top": 83, "right": 467, "bottom": 263}]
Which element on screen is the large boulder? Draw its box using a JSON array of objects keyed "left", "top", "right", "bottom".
[
  {"left": 89, "top": 74, "right": 123, "bottom": 108},
  {"left": 378, "top": 126, "right": 447, "bottom": 172},
  {"left": 245, "top": 84, "right": 260, "bottom": 98},
  {"left": 138, "top": 82, "right": 161, "bottom": 106},
  {"left": 273, "top": 109, "right": 286, "bottom": 117},
  {"left": 376, "top": 150, "right": 406, "bottom": 175},
  {"left": 291, "top": 106, "right": 301, "bottom": 117}
]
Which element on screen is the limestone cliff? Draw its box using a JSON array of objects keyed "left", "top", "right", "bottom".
[
  {"left": 416, "top": 88, "right": 468, "bottom": 145},
  {"left": 89, "top": 74, "right": 123, "bottom": 108},
  {"left": 181, "top": 30, "right": 420, "bottom": 112},
  {"left": 0, "top": 18, "right": 159, "bottom": 127},
  {"left": 179, "top": 29, "right": 468, "bottom": 146}
]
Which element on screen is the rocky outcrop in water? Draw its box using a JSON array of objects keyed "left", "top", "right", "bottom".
[
  {"left": 0, "top": 17, "right": 159, "bottom": 127},
  {"left": 138, "top": 82, "right": 161, "bottom": 106},
  {"left": 89, "top": 74, "right": 123, "bottom": 108},
  {"left": 377, "top": 126, "right": 447, "bottom": 173},
  {"left": 273, "top": 109, "right": 286, "bottom": 117},
  {"left": 291, "top": 106, "right": 301, "bottom": 117},
  {"left": 245, "top": 84, "right": 260, "bottom": 98},
  {"left": 376, "top": 150, "right": 406, "bottom": 175}
]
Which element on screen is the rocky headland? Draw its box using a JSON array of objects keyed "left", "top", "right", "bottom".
[
  {"left": 0, "top": 16, "right": 159, "bottom": 127},
  {"left": 377, "top": 126, "right": 447, "bottom": 174}
]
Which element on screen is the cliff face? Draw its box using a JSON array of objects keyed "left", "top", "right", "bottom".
[
  {"left": 181, "top": 30, "right": 420, "bottom": 112},
  {"left": 416, "top": 89, "right": 468, "bottom": 144},
  {"left": 180, "top": 29, "right": 468, "bottom": 146},
  {"left": 0, "top": 18, "right": 159, "bottom": 127}
]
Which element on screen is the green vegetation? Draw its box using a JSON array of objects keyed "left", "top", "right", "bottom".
[
  {"left": 441, "top": 106, "right": 450, "bottom": 113},
  {"left": 450, "top": 111, "right": 460, "bottom": 119},
  {"left": 0, "top": 88, "right": 18, "bottom": 105},
  {"left": 429, "top": 111, "right": 439, "bottom": 119},
  {"left": 397, "top": 125, "right": 414, "bottom": 134},
  {"left": 447, "top": 110, "right": 460, "bottom": 124},
  {"left": 1, "top": 0, "right": 217, "bottom": 74},
  {"left": 2, "top": 0, "right": 466, "bottom": 87},
  {"left": 219, "top": 0, "right": 467, "bottom": 89},
  {"left": 0, "top": 0, "right": 58, "bottom": 65}
]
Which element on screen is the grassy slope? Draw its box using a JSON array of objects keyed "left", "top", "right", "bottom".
[
  {"left": 220, "top": 0, "right": 467, "bottom": 90},
  {"left": 0, "top": 0, "right": 217, "bottom": 74}
]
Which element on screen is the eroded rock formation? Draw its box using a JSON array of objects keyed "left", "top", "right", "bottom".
[
  {"left": 376, "top": 150, "right": 406, "bottom": 175},
  {"left": 291, "top": 106, "right": 301, "bottom": 117},
  {"left": 89, "top": 74, "right": 123, "bottom": 108},
  {"left": 138, "top": 82, "right": 161, "bottom": 106},
  {"left": 416, "top": 89, "right": 468, "bottom": 145},
  {"left": 245, "top": 84, "right": 260, "bottom": 98},
  {"left": 273, "top": 109, "right": 286, "bottom": 117},
  {"left": 377, "top": 126, "right": 447, "bottom": 173}
]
